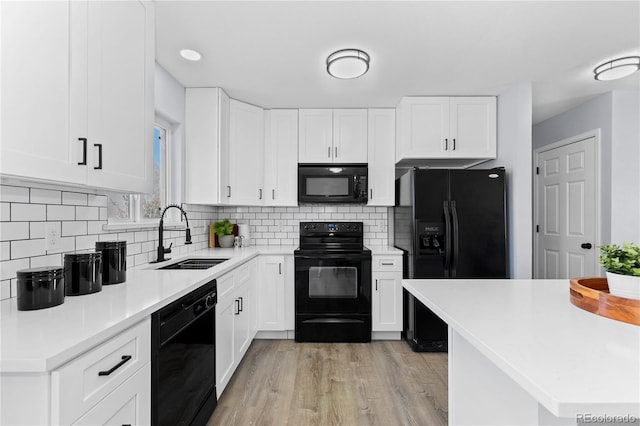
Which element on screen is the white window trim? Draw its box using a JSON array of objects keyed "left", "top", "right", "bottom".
[{"left": 105, "top": 117, "right": 183, "bottom": 230}]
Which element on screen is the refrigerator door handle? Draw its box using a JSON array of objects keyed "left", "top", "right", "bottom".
[
  {"left": 443, "top": 201, "right": 452, "bottom": 278},
  {"left": 451, "top": 200, "right": 459, "bottom": 278}
]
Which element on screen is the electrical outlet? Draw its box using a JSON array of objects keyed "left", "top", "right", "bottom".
[{"left": 45, "top": 222, "right": 60, "bottom": 251}]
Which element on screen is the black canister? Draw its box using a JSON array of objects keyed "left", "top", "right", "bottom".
[
  {"left": 64, "top": 252, "right": 103, "bottom": 296},
  {"left": 96, "top": 241, "right": 127, "bottom": 284},
  {"left": 16, "top": 267, "right": 65, "bottom": 310}
]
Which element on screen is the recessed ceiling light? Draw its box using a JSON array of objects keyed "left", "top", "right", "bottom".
[
  {"left": 593, "top": 56, "right": 640, "bottom": 81},
  {"left": 180, "top": 49, "right": 202, "bottom": 62},
  {"left": 326, "top": 49, "right": 370, "bottom": 79}
]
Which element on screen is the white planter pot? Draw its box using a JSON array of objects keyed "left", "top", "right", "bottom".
[
  {"left": 218, "top": 235, "right": 235, "bottom": 248},
  {"left": 606, "top": 272, "right": 640, "bottom": 300}
]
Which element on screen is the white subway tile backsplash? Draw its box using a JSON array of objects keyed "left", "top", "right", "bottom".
[
  {"left": 0, "top": 258, "right": 29, "bottom": 281},
  {"left": 12, "top": 203, "right": 47, "bottom": 221},
  {"left": 0, "top": 181, "right": 388, "bottom": 299},
  {"left": 62, "top": 221, "right": 88, "bottom": 237},
  {"left": 62, "top": 191, "right": 88, "bottom": 206},
  {"left": 0, "top": 203, "right": 9, "bottom": 221},
  {"left": 1, "top": 280, "right": 10, "bottom": 300},
  {"left": 0, "top": 186, "right": 29, "bottom": 203},
  {"left": 30, "top": 254, "right": 63, "bottom": 268},
  {"left": 75, "top": 234, "right": 99, "bottom": 251},
  {"left": 48, "top": 205, "right": 75, "bottom": 221},
  {"left": 0, "top": 241, "right": 9, "bottom": 261},
  {"left": 46, "top": 236, "right": 75, "bottom": 255},
  {"left": 1, "top": 222, "right": 30, "bottom": 241},
  {"left": 76, "top": 206, "right": 99, "bottom": 220},
  {"left": 31, "top": 188, "right": 61, "bottom": 205},
  {"left": 11, "top": 239, "right": 46, "bottom": 259},
  {"left": 88, "top": 194, "right": 108, "bottom": 207},
  {"left": 87, "top": 221, "right": 105, "bottom": 235}
]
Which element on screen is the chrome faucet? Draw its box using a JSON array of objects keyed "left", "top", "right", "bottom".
[{"left": 153, "top": 204, "right": 192, "bottom": 263}]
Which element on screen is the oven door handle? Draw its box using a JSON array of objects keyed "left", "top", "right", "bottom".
[{"left": 295, "top": 253, "right": 369, "bottom": 261}]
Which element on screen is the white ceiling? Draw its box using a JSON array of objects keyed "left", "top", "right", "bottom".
[{"left": 155, "top": 1, "right": 640, "bottom": 124}]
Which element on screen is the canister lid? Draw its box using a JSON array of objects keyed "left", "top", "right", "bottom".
[
  {"left": 16, "top": 266, "right": 64, "bottom": 280},
  {"left": 96, "top": 241, "right": 126, "bottom": 249},
  {"left": 65, "top": 251, "right": 102, "bottom": 261}
]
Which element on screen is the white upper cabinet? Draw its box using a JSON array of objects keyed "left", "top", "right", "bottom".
[
  {"left": 264, "top": 110, "right": 298, "bottom": 206},
  {"left": 184, "top": 88, "right": 230, "bottom": 205},
  {"left": 367, "top": 109, "right": 396, "bottom": 206},
  {"left": 1, "top": 0, "right": 154, "bottom": 193},
  {"left": 332, "top": 109, "right": 368, "bottom": 163},
  {"left": 226, "top": 100, "right": 265, "bottom": 205},
  {"left": 298, "top": 109, "right": 367, "bottom": 163},
  {"left": 396, "top": 96, "right": 496, "bottom": 168}
]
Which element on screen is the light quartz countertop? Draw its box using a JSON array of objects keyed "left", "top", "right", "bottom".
[
  {"left": 403, "top": 279, "right": 640, "bottom": 417},
  {"left": 1, "top": 244, "right": 394, "bottom": 373}
]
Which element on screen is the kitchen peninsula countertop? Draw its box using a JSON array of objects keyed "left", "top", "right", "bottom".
[{"left": 404, "top": 279, "right": 640, "bottom": 423}]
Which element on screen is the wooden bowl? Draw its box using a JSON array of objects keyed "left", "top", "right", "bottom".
[{"left": 570, "top": 277, "right": 640, "bottom": 326}]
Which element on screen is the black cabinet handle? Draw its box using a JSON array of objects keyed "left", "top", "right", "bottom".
[
  {"left": 444, "top": 138, "right": 448, "bottom": 150},
  {"left": 581, "top": 243, "right": 593, "bottom": 249},
  {"left": 98, "top": 355, "right": 132, "bottom": 376},
  {"left": 452, "top": 138, "right": 456, "bottom": 151},
  {"left": 375, "top": 279, "right": 378, "bottom": 291},
  {"left": 235, "top": 299, "right": 240, "bottom": 315},
  {"left": 78, "top": 138, "right": 87, "bottom": 165},
  {"left": 238, "top": 296, "right": 243, "bottom": 312},
  {"left": 94, "top": 143, "right": 102, "bottom": 170}
]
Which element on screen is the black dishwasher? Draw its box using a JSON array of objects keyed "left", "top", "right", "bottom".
[{"left": 151, "top": 279, "right": 217, "bottom": 425}]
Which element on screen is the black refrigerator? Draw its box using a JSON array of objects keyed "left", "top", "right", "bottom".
[{"left": 394, "top": 168, "right": 508, "bottom": 352}]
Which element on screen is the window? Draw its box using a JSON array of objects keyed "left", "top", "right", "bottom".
[{"left": 107, "top": 120, "right": 171, "bottom": 224}]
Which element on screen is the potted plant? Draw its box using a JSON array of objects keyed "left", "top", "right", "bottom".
[
  {"left": 213, "top": 218, "right": 235, "bottom": 248},
  {"left": 599, "top": 243, "right": 640, "bottom": 299}
]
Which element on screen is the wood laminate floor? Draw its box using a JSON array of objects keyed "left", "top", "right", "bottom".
[{"left": 207, "top": 339, "right": 448, "bottom": 426}]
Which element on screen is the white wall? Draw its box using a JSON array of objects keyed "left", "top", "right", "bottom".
[
  {"left": 611, "top": 91, "right": 640, "bottom": 243},
  {"left": 481, "top": 82, "right": 533, "bottom": 279},
  {"left": 532, "top": 90, "right": 640, "bottom": 245}
]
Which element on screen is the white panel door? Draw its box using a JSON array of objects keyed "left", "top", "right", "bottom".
[
  {"left": 257, "top": 256, "right": 285, "bottom": 330},
  {"left": 400, "top": 97, "right": 449, "bottom": 158},
  {"left": 537, "top": 137, "right": 597, "bottom": 279},
  {"left": 449, "top": 97, "right": 497, "bottom": 159},
  {"left": 264, "top": 110, "right": 298, "bottom": 206},
  {"left": 367, "top": 109, "right": 396, "bottom": 206}
]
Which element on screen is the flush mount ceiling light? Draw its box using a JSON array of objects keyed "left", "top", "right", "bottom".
[
  {"left": 326, "top": 49, "right": 370, "bottom": 79},
  {"left": 593, "top": 56, "right": 640, "bottom": 81},
  {"left": 180, "top": 48, "right": 202, "bottom": 62}
]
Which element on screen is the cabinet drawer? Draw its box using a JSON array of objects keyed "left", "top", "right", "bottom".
[
  {"left": 52, "top": 318, "right": 150, "bottom": 425},
  {"left": 72, "top": 362, "right": 150, "bottom": 425},
  {"left": 372, "top": 256, "right": 402, "bottom": 272}
]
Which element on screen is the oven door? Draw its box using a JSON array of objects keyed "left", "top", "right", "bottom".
[{"left": 295, "top": 252, "right": 371, "bottom": 314}]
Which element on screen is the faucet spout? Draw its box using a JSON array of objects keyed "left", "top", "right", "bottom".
[{"left": 152, "top": 204, "right": 192, "bottom": 263}]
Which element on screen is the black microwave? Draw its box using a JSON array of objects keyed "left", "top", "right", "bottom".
[{"left": 298, "top": 164, "right": 368, "bottom": 204}]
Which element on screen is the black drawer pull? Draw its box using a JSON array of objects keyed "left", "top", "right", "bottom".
[{"left": 98, "top": 355, "right": 132, "bottom": 376}]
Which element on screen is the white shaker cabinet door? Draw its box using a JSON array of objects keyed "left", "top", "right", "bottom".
[
  {"left": 298, "top": 109, "right": 333, "bottom": 163},
  {"left": 332, "top": 109, "right": 368, "bottom": 163},
  {"left": 367, "top": 109, "right": 395, "bottom": 206},
  {"left": 264, "top": 110, "right": 298, "bottom": 206},
  {"left": 257, "top": 256, "right": 286, "bottom": 331},
  {"left": 1, "top": 1, "right": 85, "bottom": 184},
  {"left": 227, "top": 99, "right": 265, "bottom": 205},
  {"left": 84, "top": 0, "right": 154, "bottom": 193}
]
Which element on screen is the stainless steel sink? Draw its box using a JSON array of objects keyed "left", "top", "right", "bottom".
[{"left": 158, "top": 258, "right": 229, "bottom": 270}]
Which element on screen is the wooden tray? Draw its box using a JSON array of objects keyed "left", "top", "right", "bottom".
[{"left": 570, "top": 277, "right": 640, "bottom": 326}]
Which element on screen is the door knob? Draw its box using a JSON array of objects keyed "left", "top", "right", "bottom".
[{"left": 581, "top": 243, "right": 592, "bottom": 249}]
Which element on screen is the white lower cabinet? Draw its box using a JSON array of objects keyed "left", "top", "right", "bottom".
[
  {"left": 372, "top": 254, "right": 403, "bottom": 337},
  {"left": 52, "top": 318, "right": 151, "bottom": 425},
  {"left": 71, "top": 363, "right": 150, "bottom": 426},
  {"left": 0, "top": 319, "right": 151, "bottom": 426},
  {"left": 257, "top": 256, "right": 286, "bottom": 330},
  {"left": 215, "top": 259, "right": 257, "bottom": 396}
]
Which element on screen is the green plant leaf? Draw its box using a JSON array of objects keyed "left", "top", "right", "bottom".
[{"left": 599, "top": 243, "right": 640, "bottom": 276}]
